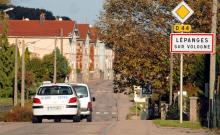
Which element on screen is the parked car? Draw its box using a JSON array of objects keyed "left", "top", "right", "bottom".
[
  {"left": 70, "top": 83, "right": 95, "bottom": 122},
  {"left": 32, "top": 83, "right": 81, "bottom": 123}
]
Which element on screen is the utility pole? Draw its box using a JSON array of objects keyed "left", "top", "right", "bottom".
[
  {"left": 209, "top": 0, "right": 218, "bottom": 128},
  {"left": 21, "top": 39, "right": 25, "bottom": 107},
  {"left": 169, "top": 27, "right": 174, "bottom": 106},
  {"left": 53, "top": 38, "right": 57, "bottom": 83},
  {"left": 169, "top": 53, "right": 173, "bottom": 106},
  {"left": 14, "top": 38, "right": 18, "bottom": 106},
  {"left": 60, "top": 28, "right": 63, "bottom": 55}
]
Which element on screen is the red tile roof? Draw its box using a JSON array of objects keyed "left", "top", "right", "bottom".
[
  {"left": 77, "top": 24, "right": 90, "bottom": 40},
  {"left": 90, "top": 27, "right": 98, "bottom": 43},
  {"left": 0, "top": 20, "right": 75, "bottom": 37}
]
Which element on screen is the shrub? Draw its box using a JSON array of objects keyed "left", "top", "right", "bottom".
[
  {"left": 166, "top": 102, "right": 189, "bottom": 120},
  {"left": 3, "top": 102, "right": 32, "bottom": 122},
  {"left": 166, "top": 102, "right": 179, "bottom": 120}
]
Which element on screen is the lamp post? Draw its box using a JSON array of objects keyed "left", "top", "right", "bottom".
[{"left": 20, "top": 40, "right": 38, "bottom": 107}]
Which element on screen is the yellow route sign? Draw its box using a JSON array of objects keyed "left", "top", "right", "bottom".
[
  {"left": 173, "top": 24, "right": 191, "bottom": 33},
  {"left": 172, "top": 1, "right": 194, "bottom": 23}
]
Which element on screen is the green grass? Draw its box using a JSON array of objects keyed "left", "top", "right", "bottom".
[
  {"left": 153, "top": 119, "right": 203, "bottom": 129},
  {"left": 129, "top": 103, "right": 145, "bottom": 115},
  {"left": 0, "top": 98, "right": 13, "bottom": 105}
]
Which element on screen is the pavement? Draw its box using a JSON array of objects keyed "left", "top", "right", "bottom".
[{"left": 106, "top": 89, "right": 212, "bottom": 135}]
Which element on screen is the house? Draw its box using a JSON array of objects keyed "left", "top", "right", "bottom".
[
  {"left": 1, "top": 17, "right": 114, "bottom": 83},
  {"left": 1, "top": 19, "right": 77, "bottom": 82},
  {"left": 76, "top": 24, "right": 91, "bottom": 82}
]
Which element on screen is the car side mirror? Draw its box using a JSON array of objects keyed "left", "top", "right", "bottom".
[{"left": 92, "top": 97, "right": 96, "bottom": 102}]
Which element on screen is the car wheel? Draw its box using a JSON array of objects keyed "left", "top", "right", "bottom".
[
  {"left": 86, "top": 115, "right": 92, "bottom": 122},
  {"left": 73, "top": 116, "right": 81, "bottom": 122},
  {"left": 54, "top": 118, "right": 61, "bottom": 122},
  {"left": 32, "top": 116, "right": 42, "bottom": 123}
]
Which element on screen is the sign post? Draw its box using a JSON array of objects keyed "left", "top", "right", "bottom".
[{"left": 172, "top": 1, "right": 194, "bottom": 124}]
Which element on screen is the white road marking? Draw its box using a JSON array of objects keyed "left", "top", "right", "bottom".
[
  {"left": 95, "top": 91, "right": 111, "bottom": 93},
  {"left": 96, "top": 112, "right": 101, "bottom": 114},
  {"left": 95, "top": 111, "right": 117, "bottom": 115},
  {"left": 103, "top": 112, "right": 109, "bottom": 114}
]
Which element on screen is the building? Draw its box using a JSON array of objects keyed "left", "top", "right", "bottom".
[{"left": 1, "top": 18, "right": 114, "bottom": 83}]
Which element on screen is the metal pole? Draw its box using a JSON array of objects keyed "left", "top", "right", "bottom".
[
  {"left": 209, "top": 0, "right": 218, "bottom": 128},
  {"left": 53, "top": 38, "right": 57, "bottom": 83},
  {"left": 169, "top": 26, "right": 174, "bottom": 106},
  {"left": 21, "top": 39, "right": 25, "bottom": 107},
  {"left": 14, "top": 38, "right": 18, "bottom": 106},
  {"left": 169, "top": 53, "right": 173, "bottom": 106},
  {"left": 180, "top": 53, "right": 183, "bottom": 123}
]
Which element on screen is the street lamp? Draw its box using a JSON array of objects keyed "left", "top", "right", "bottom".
[{"left": 20, "top": 40, "right": 39, "bottom": 107}]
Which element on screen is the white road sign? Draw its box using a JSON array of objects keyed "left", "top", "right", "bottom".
[
  {"left": 170, "top": 33, "right": 215, "bottom": 54},
  {"left": 172, "top": 1, "right": 194, "bottom": 23}
]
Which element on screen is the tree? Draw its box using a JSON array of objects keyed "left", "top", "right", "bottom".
[
  {"left": 42, "top": 48, "right": 71, "bottom": 83},
  {"left": 0, "top": 0, "right": 10, "bottom": 4},
  {"left": 0, "top": 15, "right": 14, "bottom": 97},
  {"left": 97, "top": 0, "right": 213, "bottom": 99}
]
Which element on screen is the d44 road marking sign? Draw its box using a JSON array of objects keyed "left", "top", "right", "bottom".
[
  {"left": 172, "top": 1, "right": 194, "bottom": 23},
  {"left": 173, "top": 24, "right": 191, "bottom": 33}
]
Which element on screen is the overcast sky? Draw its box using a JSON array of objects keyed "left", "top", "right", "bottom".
[{"left": 11, "top": 0, "right": 105, "bottom": 24}]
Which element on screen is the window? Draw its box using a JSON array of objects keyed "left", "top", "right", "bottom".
[
  {"left": 37, "top": 86, "right": 73, "bottom": 95},
  {"left": 72, "top": 86, "right": 88, "bottom": 97}
]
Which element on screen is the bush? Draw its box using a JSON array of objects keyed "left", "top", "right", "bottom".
[
  {"left": 166, "top": 102, "right": 189, "bottom": 120},
  {"left": 2, "top": 102, "right": 32, "bottom": 122},
  {"left": 166, "top": 102, "right": 179, "bottom": 120}
]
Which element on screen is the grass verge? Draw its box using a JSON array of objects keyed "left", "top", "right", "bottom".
[
  {"left": 0, "top": 98, "right": 13, "bottom": 105},
  {"left": 153, "top": 119, "right": 203, "bottom": 129}
]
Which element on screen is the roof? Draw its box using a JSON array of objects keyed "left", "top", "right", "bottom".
[
  {"left": 90, "top": 27, "right": 98, "bottom": 43},
  {"left": 69, "top": 83, "right": 89, "bottom": 87},
  {"left": 0, "top": 20, "right": 75, "bottom": 37},
  {"left": 77, "top": 24, "right": 90, "bottom": 40},
  {"left": 41, "top": 83, "right": 71, "bottom": 87}
]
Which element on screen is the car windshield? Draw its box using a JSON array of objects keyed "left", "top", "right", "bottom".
[
  {"left": 37, "top": 86, "right": 73, "bottom": 95},
  {"left": 72, "top": 86, "right": 88, "bottom": 97}
]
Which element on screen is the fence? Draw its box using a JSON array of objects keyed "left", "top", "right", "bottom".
[{"left": 212, "top": 94, "right": 220, "bottom": 127}]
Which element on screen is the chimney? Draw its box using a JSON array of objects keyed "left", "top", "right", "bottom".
[{"left": 40, "top": 11, "right": 45, "bottom": 24}]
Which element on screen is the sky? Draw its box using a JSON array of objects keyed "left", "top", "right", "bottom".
[{"left": 11, "top": 0, "right": 105, "bottom": 24}]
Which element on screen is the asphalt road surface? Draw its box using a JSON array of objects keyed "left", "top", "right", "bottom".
[
  {"left": 0, "top": 80, "right": 118, "bottom": 135},
  {"left": 0, "top": 80, "right": 212, "bottom": 135}
]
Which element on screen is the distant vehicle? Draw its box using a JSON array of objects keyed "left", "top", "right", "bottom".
[
  {"left": 70, "top": 83, "right": 95, "bottom": 122},
  {"left": 32, "top": 83, "right": 81, "bottom": 123}
]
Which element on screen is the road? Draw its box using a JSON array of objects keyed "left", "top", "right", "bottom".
[
  {"left": 0, "top": 80, "right": 213, "bottom": 135},
  {"left": 0, "top": 80, "right": 118, "bottom": 135}
]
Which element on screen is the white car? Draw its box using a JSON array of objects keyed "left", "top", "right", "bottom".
[
  {"left": 32, "top": 83, "right": 81, "bottom": 123},
  {"left": 70, "top": 83, "right": 95, "bottom": 122}
]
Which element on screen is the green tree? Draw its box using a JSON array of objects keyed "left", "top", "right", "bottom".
[
  {"left": 0, "top": 15, "right": 14, "bottom": 97},
  {"left": 42, "top": 48, "right": 71, "bottom": 83}
]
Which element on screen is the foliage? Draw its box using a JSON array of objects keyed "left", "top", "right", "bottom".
[
  {"left": 97, "top": 0, "right": 213, "bottom": 101},
  {"left": 2, "top": 102, "right": 32, "bottom": 122},
  {"left": 0, "top": 98, "right": 12, "bottom": 105},
  {"left": 41, "top": 48, "right": 71, "bottom": 83},
  {"left": 0, "top": 0, "right": 10, "bottom": 4},
  {"left": 184, "top": 83, "right": 203, "bottom": 97},
  {"left": 166, "top": 102, "right": 179, "bottom": 120},
  {"left": 0, "top": 4, "right": 70, "bottom": 20},
  {"left": 0, "top": 15, "right": 14, "bottom": 98}
]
